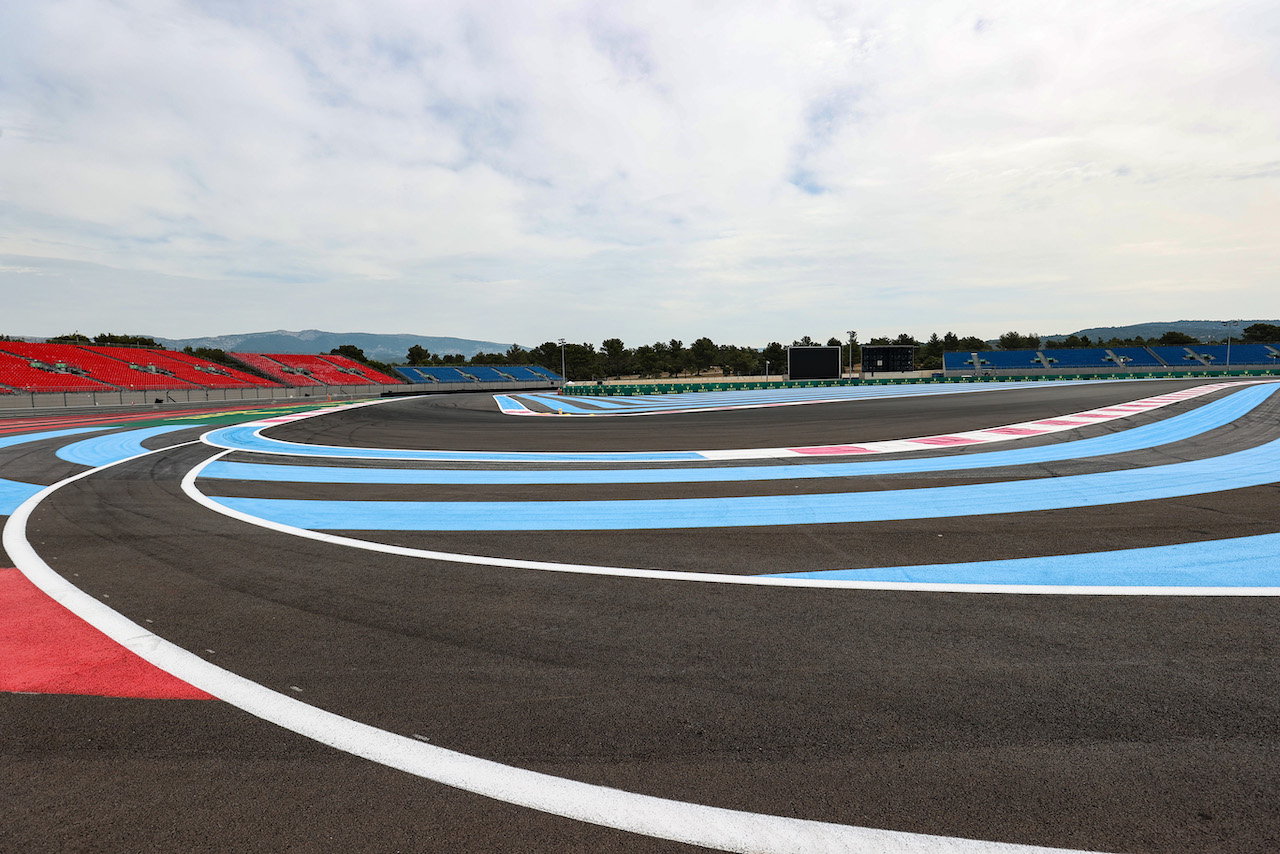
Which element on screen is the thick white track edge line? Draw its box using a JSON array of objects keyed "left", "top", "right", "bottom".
[
  {"left": 3, "top": 445, "right": 1107, "bottom": 853},
  {"left": 181, "top": 450, "right": 1280, "bottom": 597}
]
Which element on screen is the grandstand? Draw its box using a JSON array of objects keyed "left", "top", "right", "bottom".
[
  {"left": 226, "top": 353, "right": 324, "bottom": 387},
  {"left": 228, "top": 353, "right": 402, "bottom": 387},
  {"left": 942, "top": 351, "right": 1040, "bottom": 371},
  {"left": 83, "top": 347, "right": 276, "bottom": 389},
  {"left": 1103, "top": 347, "right": 1164, "bottom": 368},
  {"left": 1149, "top": 344, "right": 1280, "bottom": 368},
  {"left": 393, "top": 365, "right": 564, "bottom": 385},
  {"left": 943, "top": 342, "right": 1280, "bottom": 377},
  {"left": 0, "top": 348, "right": 117, "bottom": 393},
  {"left": 317, "top": 353, "right": 402, "bottom": 385},
  {"left": 0, "top": 342, "right": 202, "bottom": 391},
  {"left": 0, "top": 341, "right": 563, "bottom": 405}
]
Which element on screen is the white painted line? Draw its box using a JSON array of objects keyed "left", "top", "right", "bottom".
[
  {"left": 178, "top": 451, "right": 1280, "bottom": 596},
  {"left": 205, "top": 381, "right": 1262, "bottom": 463},
  {"left": 3, "top": 446, "right": 1109, "bottom": 853}
]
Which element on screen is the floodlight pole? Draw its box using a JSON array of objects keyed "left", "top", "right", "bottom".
[
  {"left": 765, "top": 360, "right": 770, "bottom": 383},
  {"left": 1223, "top": 320, "right": 1239, "bottom": 372},
  {"left": 846, "top": 329, "right": 856, "bottom": 379},
  {"left": 557, "top": 338, "right": 567, "bottom": 382}
]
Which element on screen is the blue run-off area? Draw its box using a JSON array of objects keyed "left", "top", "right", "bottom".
[
  {"left": 209, "top": 434, "right": 1280, "bottom": 531},
  {"left": 56, "top": 426, "right": 194, "bottom": 467},
  {"left": 200, "top": 383, "right": 1279, "bottom": 486},
  {"left": 766, "top": 533, "right": 1280, "bottom": 588},
  {"left": 0, "top": 426, "right": 113, "bottom": 515}
]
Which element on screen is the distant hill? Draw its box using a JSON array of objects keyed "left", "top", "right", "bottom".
[
  {"left": 1046, "top": 320, "right": 1278, "bottom": 343},
  {"left": 149, "top": 330, "right": 521, "bottom": 363}
]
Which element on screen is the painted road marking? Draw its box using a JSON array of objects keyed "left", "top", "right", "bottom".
[
  {"left": 202, "top": 380, "right": 1254, "bottom": 463},
  {"left": 196, "top": 383, "right": 1280, "bottom": 486},
  {"left": 180, "top": 450, "right": 1280, "bottom": 595},
  {"left": 55, "top": 425, "right": 195, "bottom": 467},
  {"left": 0, "top": 479, "right": 42, "bottom": 515},
  {"left": 505, "top": 380, "right": 1106, "bottom": 417},
  {"left": 4, "top": 446, "right": 1110, "bottom": 854},
  {"left": 205, "top": 430, "right": 1280, "bottom": 532}
]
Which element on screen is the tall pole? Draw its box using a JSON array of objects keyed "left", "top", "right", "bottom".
[
  {"left": 558, "top": 338, "right": 566, "bottom": 382},
  {"left": 1223, "top": 321, "right": 1238, "bottom": 372},
  {"left": 846, "top": 329, "right": 856, "bottom": 379}
]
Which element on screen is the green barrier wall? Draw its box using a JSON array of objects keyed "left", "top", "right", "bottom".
[{"left": 561, "top": 370, "right": 1280, "bottom": 396}]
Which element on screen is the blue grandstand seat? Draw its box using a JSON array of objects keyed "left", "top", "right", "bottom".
[
  {"left": 394, "top": 367, "right": 434, "bottom": 383},
  {"left": 1209, "top": 344, "right": 1280, "bottom": 366},
  {"left": 1037, "top": 349, "right": 1113, "bottom": 368},
  {"left": 947, "top": 350, "right": 1042, "bottom": 369},
  {"left": 943, "top": 352, "right": 994, "bottom": 370},
  {"left": 466, "top": 366, "right": 514, "bottom": 382},
  {"left": 1149, "top": 346, "right": 1222, "bottom": 367},
  {"left": 501, "top": 366, "right": 544, "bottom": 380},
  {"left": 418, "top": 367, "right": 474, "bottom": 383},
  {"left": 1105, "top": 347, "right": 1163, "bottom": 367},
  {"left": 392, "top": 365, "right": 562, "bottom": 384},
  {"left": 524, "top": 366, "right": 565, "bottom": 382}
]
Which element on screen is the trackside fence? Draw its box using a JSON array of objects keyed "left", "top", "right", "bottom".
[{"left": 561, "top": 370, "right": 1280, "bottom": 397}]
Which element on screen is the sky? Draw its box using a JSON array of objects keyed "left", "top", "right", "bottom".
[{"left": 1, "top": 0, "right": 1277, "bottom": 348}]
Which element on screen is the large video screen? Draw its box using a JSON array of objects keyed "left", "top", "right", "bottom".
[
  {"left": 862, "top": 345, "right": 915, "bottom": 373},
  {"left": 787, "top": 346, "right": 842, "bottom": 380}
]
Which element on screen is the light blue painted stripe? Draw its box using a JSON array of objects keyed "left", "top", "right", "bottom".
[
  {"left": 545, "top": 379, "right": 1102, "bottom": 412},
  {"left": 0, "top": 426, "right": 111, "bottom": 450},
  {"left": 493, "top": 395, "right": 533, "bottom": 414},
  {"left": 208, "top": 433, "right": 1280, "bottom": 531},
  {"left": 0, "top": 426, "right": 126, "bottom": 514},
  {"left": 517, "top": 395, "right": 621, "bottom": 413},
  {"left": 56, "top": 425, "right": 194, "bottom": 466},
  {"left": 0, "top": 478, "right": 42, "bottom": 515},
  {"left": 203, "top": 423, "right": 705, "bottom": 462},
  {"left": 764, "top": 533, "right": 1280, "bottom": 587},
  {"left": 519, "top": 394, "right": 642, "bottom": 410},
  {"left": 198, "top": 383, "right": 1279, "bottom": 485}
]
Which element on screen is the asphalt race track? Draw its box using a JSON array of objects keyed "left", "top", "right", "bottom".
[{"left": 4, "top": 379, "right": 1280, "bottom": 853}]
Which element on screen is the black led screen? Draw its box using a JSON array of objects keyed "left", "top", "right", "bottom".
[
  {"left": 787, "top": 346, "right": 842, "bottom": 381},
  {"left": 862, "top": 345, "right": 915, "bottom": 373}
]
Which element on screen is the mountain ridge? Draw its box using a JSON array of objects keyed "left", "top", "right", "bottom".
[
  {"left": 149, "top": 330, "right": 521, "bottom": 362},
  {"left": 1045, "top": 319, "right": 1276, "bottom": 343}
]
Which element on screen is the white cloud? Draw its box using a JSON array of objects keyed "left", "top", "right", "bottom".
[{"left": 0, "top": 0, "right": 1277, "bottom": 344}]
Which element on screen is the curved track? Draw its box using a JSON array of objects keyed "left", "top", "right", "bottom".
[{"left": 4, "top": 379, "right": 1280, "bottom": 853}]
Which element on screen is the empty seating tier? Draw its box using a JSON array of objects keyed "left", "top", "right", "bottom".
[
  {"left": 1104, "top": 347, "right": 1164, "bottom": 367},
  {"left": 227, "top": 353, "right": 325, "bottom": 387},
  {"left": 0, "top": 349, "right": 117, "bottom": 393},
  {"left": 82, "top": 347, "right": 272, "bottom": 389},
  {"left": 318, "top": 354, "right": 402, "bottom": 385},
  {"left": 266, "top": 354, "right": 383, "bottom": 386},
  {"left": 1148, "top": 346, "right": 1221, "bottom": 366},
  {"left": 945, "top": 343, "right": 1280, "bottom": 374},
  {"left": 157, "top": 350, "right": 284, "bottom": 387},
  {"left": 0, "top": 343, "right": 202, "bottom": 390},
  {"left": 1036, "top": 349, "right": 1115, "bottom": 368}
]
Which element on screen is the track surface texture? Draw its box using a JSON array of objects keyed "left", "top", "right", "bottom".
[{"left": 4, "top": 380, "right": 1280, "bottom": 853}]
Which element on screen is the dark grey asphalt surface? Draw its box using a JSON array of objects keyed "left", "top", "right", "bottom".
[
  {"left": 5, "top": 379, "right": 1280, "bottom": 853},
  {"left": 267, "top": 381, "right": 1217, "bottom": 451}
]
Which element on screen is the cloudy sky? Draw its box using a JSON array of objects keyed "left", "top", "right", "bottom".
[{"left": 1, "top": 0, "right": 1276, "bottom": 347}]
